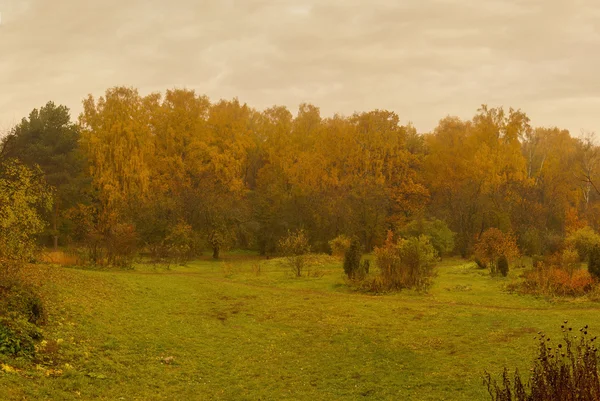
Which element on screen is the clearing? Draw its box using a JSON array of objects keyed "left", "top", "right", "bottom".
[{"left": 1, "top": 256, "right": 597, "bottom": 400}]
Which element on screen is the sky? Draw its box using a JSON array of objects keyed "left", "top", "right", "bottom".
[{"left": 1, "top": 0, "right": 600, "bottom": 135}]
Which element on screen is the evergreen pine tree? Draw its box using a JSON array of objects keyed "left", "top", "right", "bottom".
[
  {"left": 343, "top": 237, "right": 362, "bottom": 279},
  {"left": 497, "top": 255, "right": 509, "bottom": 277}
]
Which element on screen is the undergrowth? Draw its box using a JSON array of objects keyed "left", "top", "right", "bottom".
[{"left": 0, "top": 273, "right": 46, "bottom": 359}]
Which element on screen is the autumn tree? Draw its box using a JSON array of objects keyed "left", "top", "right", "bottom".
[
  {"left": 424, "top": 106, "right": 532, "bottom": 257},
  {"left": 137, "top": 89, "right": 209, "bottom": 259},
  {"left": 79, "top": 87, "right": 156, "bottom": 265},
  {"left": 278, "top": 229, "right": 311, "bottom": 277},
  {"left": 252, "top": 106, "right": 295, "bottom": 255},
  {"left": 424, "top": 117, "right": 477, "bottom": 256},
  {"left": 473, "top": 228, "right": 520, "bottom": 275},
  {"left": 80, "top": 87, "right": 154, "bottom": 210},
  {"left": 37, "top": 87, "right": 597, "bottom": 266},
  {"left": 194, "top": 98, "right": 255, "bottom": 259},
  {"left": 565, "top": 226, "right": 600, "bottom": 261},
  {"left": 346, "top": 110, "right": 428, "bottom": 248},
  {"left": 0, "top": 160, "right": 52, "bottom": 275},
  {"left": 520, "top": 128, "right": 581, "bottom": 248}
]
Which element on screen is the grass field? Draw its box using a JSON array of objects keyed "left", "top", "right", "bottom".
[{"left": 2, "top": 255, "right": 599, "bottom": 400}]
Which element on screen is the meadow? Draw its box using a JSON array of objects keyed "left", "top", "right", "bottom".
[{"left": 2, "top": 255, "right": 599, "bottom": 400}]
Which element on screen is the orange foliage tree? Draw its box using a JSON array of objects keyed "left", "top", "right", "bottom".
[
  {"left": 12, "top": 84, "right": 600, "bottom": 268},
  {"left": 473, "top": 228, "right": 520, "bottom": 275}
]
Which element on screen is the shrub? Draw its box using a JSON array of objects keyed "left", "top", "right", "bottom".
[
  {"left": 63, "top": 203, "right": 106, "bottom": 265},
  {"left": 562, "top": 248, "right": 581, "bottom": 277},
  {"left": 398, "top": 218, "right": 455, "bottom": 257},
  {"left": 484, "top": 323, "right": 600, "bottom": 400},
  {"left": 571, "top": 269, "right": 595, "bottom": 294},
  {"left": 329, "top": 234, "right": 352, "bottom": 258},
  {"left": 372, "top": 231, "right": 438, "bottom": 292},
  {"left": 520, "top": 227, "right": 542, "bottom": 256},
  {"left": 105, "top": 223, "right": 138, "bottom": 268},
  {"left": 0, "top": 160, "right": 52, "bottom": 276},
  {"left": 0, "top": 276, "right": 46, "bottom": 358},
  {"left": 531, "top": 255, "right": 545, "bottom": 269},
  {"left": 542, "top": 231, "right": 565, "bottom": 255},
  {"left": 164, "top": 221, "right": 199, "bottom": 265},
  {"left": 589, "top": 244, "right": 600, "bottom": 280},
  {"left": 278, "top": 229, "right": 311, "bottom": 277},
  {"left": 373, "top": 232, "right": 401, "bottom": 289},
  {"left": 0, "top": 315, "right": 41, "bottom": 357},
  {"left": 517, "top": 263, "right": 594, "bottom": 297},
  {"left": 566, "top": 226, "right": 600, "bottom": 262},
  {"left": 360, "top": 259, "right": 370, "bottom": 276},
  {"left": 474, "top": 228, "right": 520, "bottom": 275},
  {"left": 497, "top": 255, "right": 509, "bottom": 277},
  {"left": 343, "top": 237, "right": 362, "bottom": 279},
  {"left": 208, "top": 229, "right": 224, "bottom": 260},
  {"left": 0, "top": 161, "right": 49, "bottom": 359},
  {"left": 6, "top": 286, "right": 45, "bottom": 326},
  {"left": 542, "top": 248, "right": 581, "bottom": 278}
]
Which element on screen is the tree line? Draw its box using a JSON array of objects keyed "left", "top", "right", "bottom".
[{"left": 2, "top": 86, "right": 599, "bottom": 264}]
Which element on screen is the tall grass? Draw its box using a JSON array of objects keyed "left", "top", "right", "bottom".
[{"left": 38, "top": 250, "right": 81, "bottom": 267}]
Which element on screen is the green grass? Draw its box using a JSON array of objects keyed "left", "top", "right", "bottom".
[{"left": 2, "top": 256, "right": 600, "bottom": 400}]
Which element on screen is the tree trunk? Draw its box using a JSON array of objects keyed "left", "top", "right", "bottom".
[
  {"left": 53, "top": 200, "right": 59, "bottom": 250},
  {"left": 212, "top": 245, "right": 220, "bottom": 259}
]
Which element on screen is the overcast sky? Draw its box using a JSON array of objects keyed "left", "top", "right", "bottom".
[{"left": 1, "top": 0, "right": 600, "bottom": 135}]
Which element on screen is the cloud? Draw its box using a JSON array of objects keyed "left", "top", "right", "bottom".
[{"left": 1, "top": 0, "right": 600, "bottom": 134}]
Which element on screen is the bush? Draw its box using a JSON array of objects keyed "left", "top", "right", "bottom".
[
  {"left": 562, "top": 248, "right": 581, "bottom": 277},
  {"left": 0, "top": 315, "right": 41, "bottom": 357},
  {"left": 105, "top": 223, "right": 138, "bottom": 268},
  {"left": 0, "top": 160, "right": 52, "bottom": 276},
  {"left": 532, "top": 255, "right": 545, "bottom": 269},
  {"left": 397, "top": 236, "right": 438, "bottom": 291},
  {"left": 520, "top": 227, "right": 542, "bottom": 256},
  {"left": 0, "top": 276, "right": 46, "bottom": 358},
  {"left": 566, "top": 226, "right": 600, "bottom": 262},
  {"left": 164, "top": 221, "right": 199, "bottom": 265},
  {"left": 278, "top": 229, "right": 311, "bottom": 277},
  {"left": 63, "top": 203, "right": 105, "bottom": 265},
  {"left": 0, "top": 161, "right": 49, "bottom": 359},
  {"left": 542, "top": 231, "right": 565, "bottom": 255},
  {"left": 484, "top": 323, "right": 600, "bottom": 400},
  {"left": 74, "top": 215, "right": 139, "bottom": 268},
  {"left": 497, "top": 255, "right": 509, "bottom": 277},
  {"left": 474, "top": 228, "right": 520, "bottom": 275},
  {"left": 329, "top": 234, "right": 351, "bottom": 258},
  {"left": 474, "top": 258, "right": 488, "bottom": 269},
  {"left": 517, "top": 263, "right": 594, "bottom": 297},
  {"left": 343, "top": 237, "right": 362, "bottom": 279},
  {"left": 398, "top": 218, "right": 455, "bottom": 257},
  {"left": 589, "top": 244, "right": 600, "bottom": 280},
  {"left": 360, "top": 259, "right": 370, "bottom": 276},
  {"left": 372, "top": 231, "right": 438, "bottom": 292},
  {"left": 0, "top": 277, "right": 46, "bottom": 325}
]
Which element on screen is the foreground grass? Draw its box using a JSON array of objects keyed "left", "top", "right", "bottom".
[{"left": 2, "top": 256, "right": 600, "bottom": 400}]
